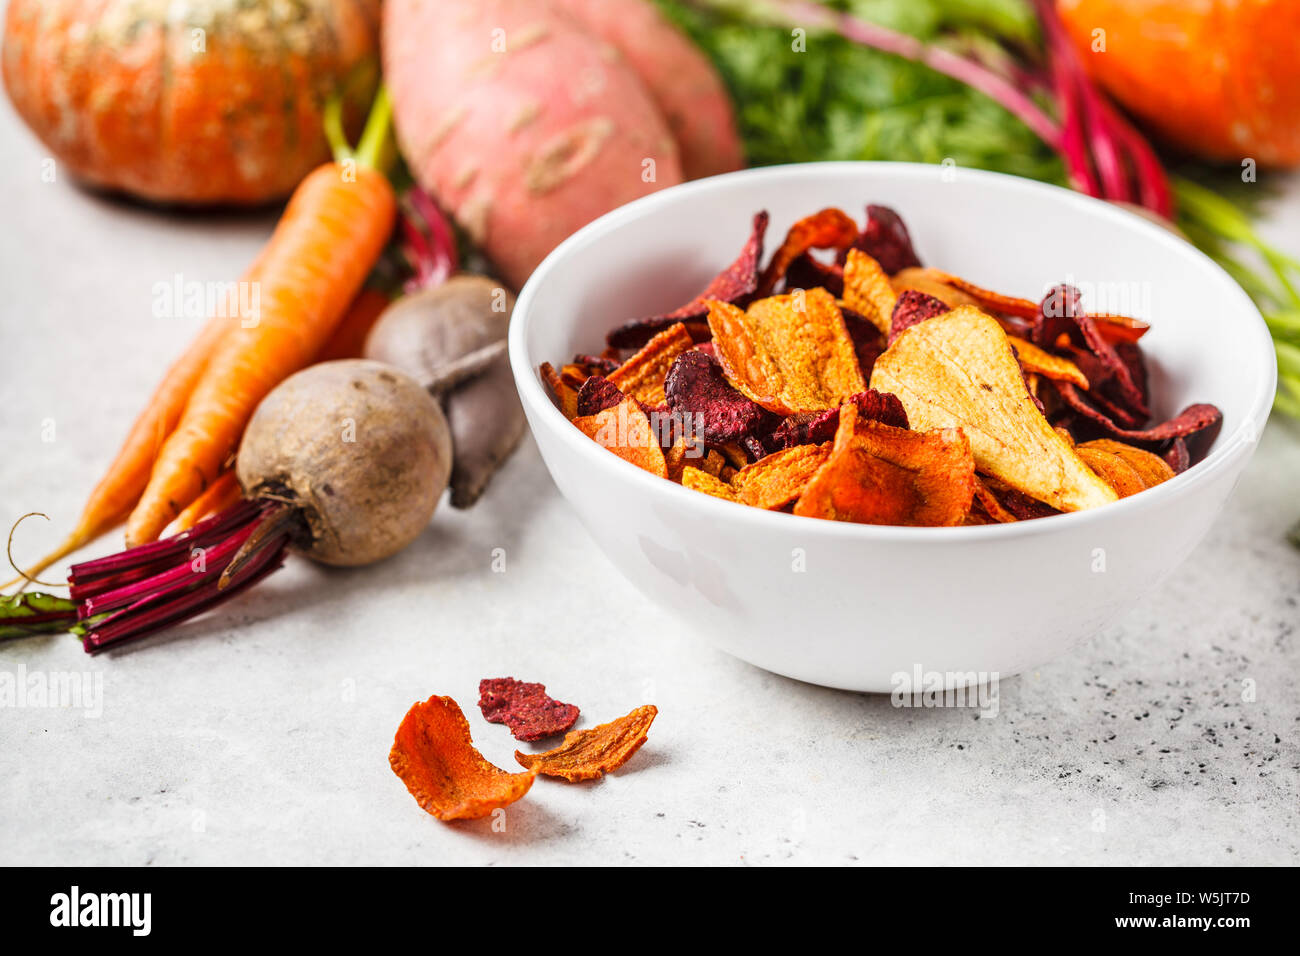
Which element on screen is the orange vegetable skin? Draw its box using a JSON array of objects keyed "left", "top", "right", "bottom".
[
  {"left": 1, "top": 0, "right": 381, "bottom": 203},
  {"left": 1059, "top": 0, "right": 1300, "bottom": 166}
]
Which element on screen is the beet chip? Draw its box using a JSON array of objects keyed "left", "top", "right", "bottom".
[
  {"left": 479, "top": 677, "right": 580, "bottom": 742},
  {"left": 576, "top": 376, "right": 625, "bottom": 417},
  {"left": 1036, "top": 284, "right": 1147, "bottom": 418},
  {"left": 785, "top": 253, "right": 845, "bottom": 296},
  {"left": 850, "top": 204, "right": 922, "bottom": 275},
  {"left": 889, "top": 289, "right": 950, "bottom": 344},
  {"left": 664, "top": 350, "right": 780, "bottom": 444},
  {"left": 840, "top": 305, "right": 886, "bottom": 377},
  {"left": 607, "top": 212, "right": 768, "bottom": 349},
  {"left": 515, "top": 705, "right": 658, "bottom": 782},
  {"left": 769, "top": 390, "right": 908, "bottom": 450},
  {"left": 1054, "top": 382, "right": 1223, "bottom": 462},
  {"left": 390, "top": 695, "right": 537, "bottom": 821}
]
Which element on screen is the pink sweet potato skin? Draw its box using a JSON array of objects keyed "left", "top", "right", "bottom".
[
  {"left": 549, "top": 0, "right": 744, "bottom": 180},
  {"left": 384, "top": 0, "right": 684, "bottom": 289}
]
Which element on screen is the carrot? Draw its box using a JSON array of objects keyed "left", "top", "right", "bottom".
[
  {"left": 314, "top": 287, "right": 391, "bottom": 362},
  {"left": 171, "top": 471, "right": 242, "bottom": 534},
  {"left": 124, "top": 91, "right": 397, "bottom": 545}
]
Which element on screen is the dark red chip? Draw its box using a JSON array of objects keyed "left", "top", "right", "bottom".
[
  {"left": 1164, "top": 437, "right": 1190, "bottom": 474},
  {"left": 847, "top": 204, "right": 922, "bottom": 275},
  {"left": 478, "top": 678, "right": 580, "bottom": 742},
  {"left": 607, "top": 212, "right": 768, "bottom": 349},
  {"left": 840, "top": 305, "right": 886, "bottom": 378},
  {"left": 987, "top": 483, "right": 1061, "bottom": 521},
  {"left": 664, "top": 349, "right": 780, "bottom": 444},
  {"left": 576, "top": 375, "right": 625, "bottom": 417},
  {"left": 1037, "top": 284, "right": 1148, "bottom": 419},
  {"left": 784, "top": 253, "right": 845, "bottom": 296},
  {"left": 889, "top": 289, "right": 950, "bottom": 344},
  {"left": 1054, "top": 382, "right": 1222, "bottom": 462},
  {"left": 768, "top": 389, "right": 909, "bottom": 450},
  {"left": 573, "top": 353, "right": 620, "bottom": 376}
]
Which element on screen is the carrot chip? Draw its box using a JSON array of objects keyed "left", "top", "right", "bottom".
[
  {"left": 515, "top": 705, "right": 659, "bottom": 782},
  {"left": 870, "top": 306, "right": 1117, "bottom": 512},
  {"left": 1074, "top": 439, "right": 1175, "bottom": 498},
  {"left": 607, "top": 322, "right": 694, "bottom": 406},
  {"left": 682, "top": 465, "right": 739, "bottom": 502},
  {"left": 758, "top": 207, "right": 860, "bottom": 296},
  {"left": 572, "top": 398, "right": 669, "bottom": 478},
  {"left": 793, "top": 404, "right": 975, "bottom": 526},
  {"left": 733, "top": 443, "right": 831, "bottom": 510},
  {"left": 540, "top": 362, "right": 578, "bottom": 420},
  {"left": 707, "top": 286, "right": 865, "bottom": 415},
  {"left": 842, "top": 249, "right": 898, "bottom": 336},
  {"left": 390, "top": 695, "right": 537, "bottom": 821}
]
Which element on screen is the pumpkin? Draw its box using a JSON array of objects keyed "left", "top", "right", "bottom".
[
  {"left": 1058, "top": 0, "right": 1300, "bottom": 167},
  {"left": 2, "top": 0, "right": 381, "bottom": 205}
]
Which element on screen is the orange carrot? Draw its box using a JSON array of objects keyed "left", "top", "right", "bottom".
[
  {"left": 171, "top": 471, "right": 242, "bottom": 534},
  {"left": 125, "top": 161, "right": 396, "bottom": 544},
  {"left": 314, "top": 286, "right": 391, "bottom": 362}
]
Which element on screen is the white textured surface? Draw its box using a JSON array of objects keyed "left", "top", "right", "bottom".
[{"left": 2, "top": 89, "right": 1298, "bottom": 866}]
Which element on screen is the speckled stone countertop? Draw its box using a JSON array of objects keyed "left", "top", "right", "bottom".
[{"left": 2, "top": 96, "right": 1297, "bottom": 866}]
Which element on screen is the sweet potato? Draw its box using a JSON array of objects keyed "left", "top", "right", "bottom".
[
  {"left": 549, "top": 0, "right": 744, "bottom": 180},
  {"left": 384, "top": 0, "right": 684, "bottom": 289}
]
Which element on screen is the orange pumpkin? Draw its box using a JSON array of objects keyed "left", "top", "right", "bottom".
[
  {"left": 2, "top": 0, "right": 380, "bottom": 204},
  {"left": 1058, "top": 0, "right": 1300, "bottom": 167}
]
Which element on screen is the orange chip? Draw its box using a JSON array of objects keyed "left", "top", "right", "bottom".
[
  {"left": 733, "top": 443, "right": 831, "bottom": 510},
  {"left": 573, "top": 399, "right": 669, "bottom": 478},
  {"left": 515, "top": 704, "right": 658, "bottom": 782},
  {"left": 793, "top": 404, "right": 975, "bottom": 526},
  {"left": 758, "top": 207, "right": 860, "bottom": 297},
  {"left": 389, "top": 695, "right": 537, "bottom": 821},
  {"left": 842, "top": 249, "right": 898, "bottom": 336},
  {"left": 1075, "top": 439, "right": 1175, "bottom": 498},
  {"left": 540, "top": 362, "right": 578, "bottom": 420},
  {"left": 682, "top": 465, "right": 739, "bottom": 502},
  {"left": 891, "top": 268, "right": 980, "bottom": 310},
  {"left": 706, "top": 287, "right": 865, "bottom": 415},
  {"left": 664, "top": 435, "right": 711, "bottom": 482},
  {"left": 898, "top": 269, "right": 1149, "bottom": 344},
  {"left": 608, "top": 322, "right": 694, "bottom": 406},
  {"left": 973, "top": 477, "right": 1019, "bottom": 523},
  {"left": 870, "top": 306, "right": 1117, "bottom": 512},
  {"left": 1007, "top": 335, "right": 1089, "bottom": 389}
]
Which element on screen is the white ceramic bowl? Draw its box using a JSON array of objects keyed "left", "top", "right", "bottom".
[{"left": 508, "top": 163, "right": 1275, "bottom": 692}]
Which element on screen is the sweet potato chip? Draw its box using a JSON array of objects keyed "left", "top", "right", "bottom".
[
  {"left": 573, "top": 399, "right": 669, "bottom": 478},
  {"left": 607, "top": 322, "right": 694, "bottom": 406},
  {"left": 540, "top": 362, "right": 578, "bottom": 420},
  {"left": 870, "top": 306, "right": 1117, "bottom": 512},
  {"left": 793, "top": 404, "right": 975, "bottom": 526},
  {"left": 682, "top": 465, "right": 739, "bottom": 503},
  {"left": 1007, "top": 335, "right": 1089, "bottom": 389},
  {"left": 515, "top": 705, "right": 658, "bottom": 782},
  {"left": 733, "top": 443, "right": 831, "bottom": 510},
  {"left": 1075, "top": 439, "right": 1175, "bottom": 498},
  {"left": 758, "top": 208, "right": 860, "bottom": 297},
  {"left": 707, "top": 287, "right": 865, "bottom": 415},
  {"left": 842, "top": 249, "right": 898, "bottom": 336},
  {"left": 891, "top": 268, "right": 980, "bottom": 310},
  {"left": 390, "top": 695, "right": 537, "bottom": 821},
  {"left": 607, "top": 212, "right": 768, "bottom": 349},
  {"left": 849, "top": 204, "right": 922, "bottom": 275},
  {"left": 479, "top": 677, "right": 580, "bottom": 742}
]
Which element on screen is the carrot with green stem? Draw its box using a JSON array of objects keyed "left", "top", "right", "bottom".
[{"left": 124, "top": 90, "right": 397, "bottom": 545}]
